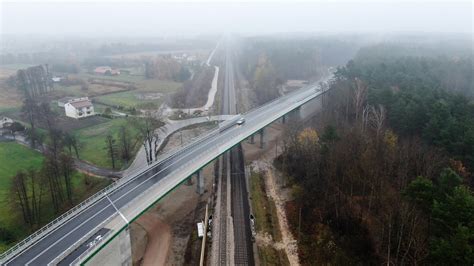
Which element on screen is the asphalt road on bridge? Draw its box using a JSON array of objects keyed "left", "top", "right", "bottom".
[{"left": 2, "top": 60, "right": 331, "bottom": 266}]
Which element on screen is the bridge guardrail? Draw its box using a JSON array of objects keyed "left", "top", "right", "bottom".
[
  {"left": 75, "top": 78, "right": 334, "bottom": 263},
  {"left": 0, "top": 116, "right": 241, "bottom": 264},
  {"left": 1, "top": 76, "right": 332, "bottom": 264},
  {"left": 50, "top": 213, "right": 118, "bottom": 265},
  {"left": 75, "top": 124, "right": 250, "bottom": 263},
  {"left": 0, "top": 115, "right": 242, "bottom": 263}
]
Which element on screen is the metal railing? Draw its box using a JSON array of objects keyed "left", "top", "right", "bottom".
[
  {"left": 50, "top": 214, "right": 117, "bottom": 265},
  {"left": 0, "top": 76, "right": 332, "bottom": 264},
  {"left": 0, "top": 114, "right": 244, "bottom": 263},
  {"left": 73, "top": 77, "right": 334, "bottom": 263}
]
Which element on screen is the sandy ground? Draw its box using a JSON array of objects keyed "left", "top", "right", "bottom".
[
  {"left": 135, "top": 215, "right": 171, "bottom": 266},
  {"left": 253, "top": 161, "right": 300, "bottom": 266},
  {"left": 130, "top": 126, "right": 215, "bottom": 266},
  {"left": 129, "top": 116, "right": 299, "bottom": 265},
  {"left": 241, "top": 122, "right": 286, "bottom": 162},
  {"left": 243, "top": 120, "right": 301, "bottom": 266},
  {"left": 162, "top": 65, "right": 219, "bottom": 115}
]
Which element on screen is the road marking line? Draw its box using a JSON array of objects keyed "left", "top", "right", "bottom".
[
  {"left": 106, "top": 195, "right": 129, "bottom": 224},
  {"left": 23, "top": 146, "right": 205, "bottom": 265},
  {"left": 16, "top": 84, "right": 327, "bottom": 265}
]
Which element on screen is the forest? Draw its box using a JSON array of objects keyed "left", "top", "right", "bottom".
[
  {"left": 277, "top": 46, "right": 473, "bottom": 265},
  {"left": 238, "top": 37, "right": 360, "bottom": 105}
]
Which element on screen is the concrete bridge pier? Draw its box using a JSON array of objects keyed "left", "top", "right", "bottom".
[
  {"left": 249, "top": 134, "right": 255, "bottom": 144},
  {"left": 196, "top": 170, "right": 204, "bottom": 194},
  {"left": 284, "top": 106, "right": 302, "bottom": 124},
  {"left": 259, "top": 128, "right": 265, "bottom": 149},
  {"left": 291, "top": 106, "right": 302, "bottom": 121}
]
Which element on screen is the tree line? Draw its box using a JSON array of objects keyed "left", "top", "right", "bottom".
[
  {"left": 238, "top": 37, "right": 359, "bottom": 106},
  {"left": 170, "top": 66, "right": 213, "bottom": 108},
  {"left": 337, "top": 55, "right": 474, "bottom": 172},
  {"left": 144, "top": 55, "right": 191, "bottom": 81},
  {"left": 276, "top": 54, "right": 473, "bottom": 265},
  {"left": 16, "top": 65, "right": 54, "bottom": 99},
  {"left": 103, "top": 115, "right": 163, "bottom": 169},
  {"left": 11, "top": 103, "right": 84, "bottom": 229}
]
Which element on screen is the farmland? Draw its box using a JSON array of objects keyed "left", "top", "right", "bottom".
[
  {"left": 74, "top": 118, "right": 140, "bottom": 169},
  {"left": 0, "top": 142, "right": 44, "bottom": 204},
  {"left": 92, "top": 75, "right": 181, "bottom": 110},
  {"left": 0, "top": 65, "right": 26, "bottom": 113},
  {"left": 0, "top": 142, "right": 111, "bottom": 251}
]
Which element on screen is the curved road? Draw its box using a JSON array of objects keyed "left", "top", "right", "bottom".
[{"left": 1, "top": 73, "right": 331, "bottom": 265}]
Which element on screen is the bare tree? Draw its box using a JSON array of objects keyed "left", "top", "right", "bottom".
[
  {"left": 11, "top": 171, "right": 32, "bottom": 225},
  {"left": 22, "top": 98, "right": 39, "bottom": 148},
  {"left": 44, "top": 156, "right": 64, "bottom": 213},
  {"left": 353, "top": 77, "right": 367, "bottom": 121},
  {"left": 118, "top": 126, "right": 133, "bottom": 163},
  {"left": 132, "top": 114, "right": 162, "bottom": 165},
  {"left": 11, "top": 170, "right": 45, "bottom": 226},
  {"left": 362, "top": 104, "right": 387, "bottom": 140},
  {"left": 64, "top": 132, "right": 80, "bottom": 159},
  {"left": 38, "top": 102, "right": 57, "bottom": 133},
  {"left": 60, "top": 154, "right": 75, "bottom": 205},
  {"left": 105, "top": 134, "right": 119, "bottom": 169}
]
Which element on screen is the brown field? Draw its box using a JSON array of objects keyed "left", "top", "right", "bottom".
[
  {"left": 0, "top": 67, "right": 23, "bottom": 113},
  {"left": 105, "top": 49, "right": 209, "bottom": 60},
  {"left": 50, "top": 83, "right": 129, "bottom": 99}
]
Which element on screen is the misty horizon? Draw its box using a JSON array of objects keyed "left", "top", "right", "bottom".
[{"left": 1, "top": 1, "right": 472, "bottom": 37}]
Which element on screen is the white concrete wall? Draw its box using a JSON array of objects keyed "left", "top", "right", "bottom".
[
  {"left": 65, "top": 104, "right": 95, "bottom": 119},
  {"left": 65, "top": 103, "right": 79, "bottom": 119}
]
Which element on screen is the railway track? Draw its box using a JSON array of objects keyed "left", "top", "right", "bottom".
[
  {"left": 211, "top": 38, "right": 253, "bottom": 266},
  {"left": 218, "top": 156, "right": 228, "bottom": 265},
  {"left": 230, "top": 145, "right": 254, "bottom": 265}
]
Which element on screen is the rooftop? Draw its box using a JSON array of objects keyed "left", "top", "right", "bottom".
[{"left": 69, "top": 100, "right": 93, "bottom": 108}]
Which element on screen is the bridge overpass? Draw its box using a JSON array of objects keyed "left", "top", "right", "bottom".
[{"left": 0, "top": 75, "right": 332, "bottom": 265}]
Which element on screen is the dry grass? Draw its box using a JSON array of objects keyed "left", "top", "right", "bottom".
[{"left": 0, "top": 67, "right": 23, "bottom": 113}]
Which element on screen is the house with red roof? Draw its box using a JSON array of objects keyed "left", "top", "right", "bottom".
[{"left": 94, "top": 66, "right": 120, "bottom": 76}]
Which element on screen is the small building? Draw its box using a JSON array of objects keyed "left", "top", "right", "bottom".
[
  {"left": 0, "top": 117, "right": 13, "bottom": 128},
  {"left": 51, "top": 77, "right": 62, "bottom": 83},
  {"left": 64, "top": 97, "right": 95, "bottom": 119},
  {"left": 94, "top": 66, "right": 120, "bottom": 76}
]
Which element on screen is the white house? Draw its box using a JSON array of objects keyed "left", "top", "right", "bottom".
[
  {"left": 64, "top": 98, "right": 95, "bottom": 119},
  {"left": 0, "top": 117, "right": 13, "bottom": 128}
]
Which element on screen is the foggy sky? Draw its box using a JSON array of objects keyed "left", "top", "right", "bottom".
[{"left": 1, "top": 1, "right": 472, "bottom": 37}]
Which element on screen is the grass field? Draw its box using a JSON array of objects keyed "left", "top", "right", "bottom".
[
  {"left": 74, "top": 118, "right": 139, "bottom": 169},
  {"left": 250, "top": 170, "right": 282, "bottom": 242},
  {"left": 0, "top": 142, "right": 111, "bottom": 251},
  {"left": 94, "top": 79, "right": 181, "bottom": 110},
  {"left": 0, "top": 142, "right": 44, "bottom": 250},
  {"left": 95, "top": 90, "right": 162, "bottom": 109},
  {"left": 0, "top": 142, "right": 44, "bottom": 203},
  {"left": 250, "top": 170, "right": 290, "bottom": 265},
  {"left": 257, "top": 245, "right": 290, "bottom": 266},
  {"left": 79, "top": 72, "right": 145, "bottom": 83}
]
